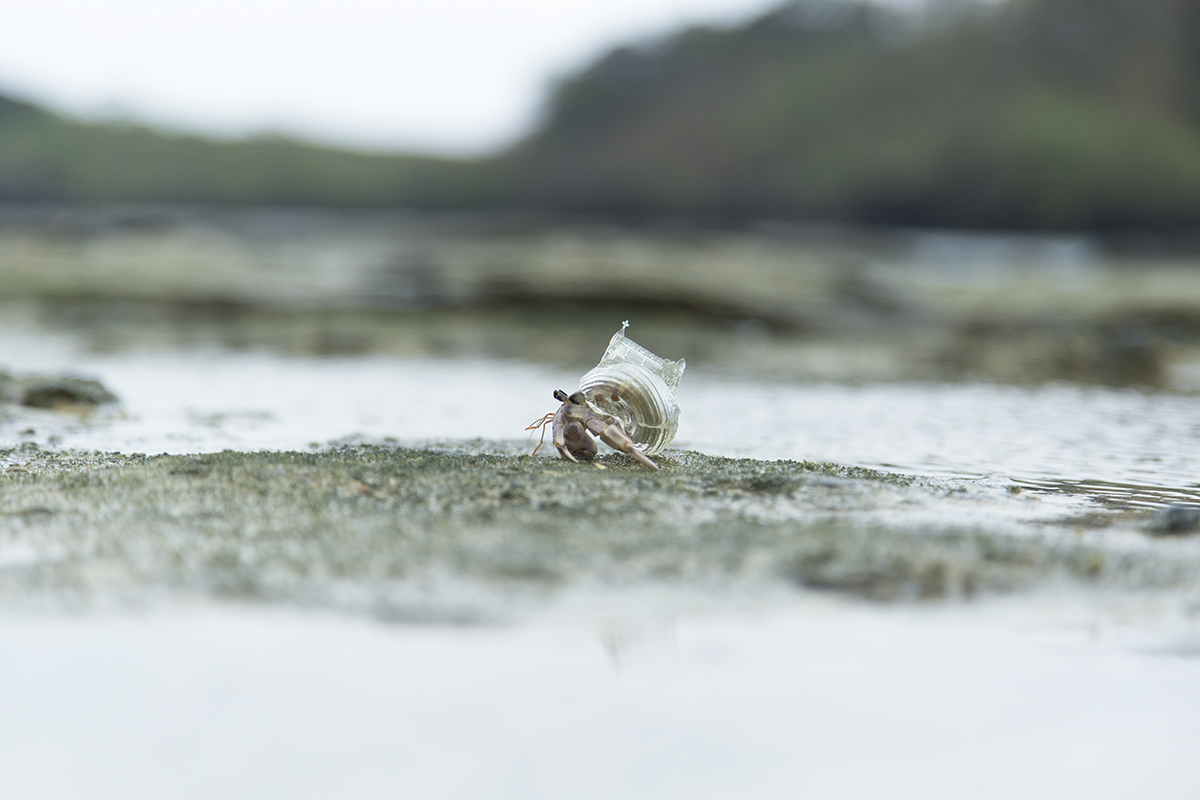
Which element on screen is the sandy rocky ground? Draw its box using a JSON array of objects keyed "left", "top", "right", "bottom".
[{"left": 1, "top": 395, "right": 1198, "bottom": 620}]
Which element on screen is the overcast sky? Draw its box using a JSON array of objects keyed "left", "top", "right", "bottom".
[{"left": 0, "top": 0, "right": 803, "bottom": 156}]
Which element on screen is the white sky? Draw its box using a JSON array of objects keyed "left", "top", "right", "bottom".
[{"left": 0, "top": 0, "right": 791, "bottom": 156}]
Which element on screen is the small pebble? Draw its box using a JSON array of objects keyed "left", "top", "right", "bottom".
[{"left": 1145, "top": 504, "right": 1200, "bottom": 536}]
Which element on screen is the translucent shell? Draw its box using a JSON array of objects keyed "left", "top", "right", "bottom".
[{"left": 578, "top": 322, "right": 685, "bottom": 456}]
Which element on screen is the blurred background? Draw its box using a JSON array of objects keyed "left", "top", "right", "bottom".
[{"left": 1, "top": 0, "right": 1199, "bottom": 388}]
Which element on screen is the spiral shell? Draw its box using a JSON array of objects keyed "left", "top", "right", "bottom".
[{"left": 578, "top": 322, "right": 685, "bottom": 456}]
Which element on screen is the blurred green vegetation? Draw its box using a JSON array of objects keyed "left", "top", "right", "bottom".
[
  {"left": 512, "top": 0, "right": 1200, "bottom": 230},
  {"left": 3, "top": 0, "right": 1200, "bottom": 231},
  {"left": 0, "top": 94, "right": 501, "bottom": 208}
]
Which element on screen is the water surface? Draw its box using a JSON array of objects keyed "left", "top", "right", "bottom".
[{"left": 3, "top": 336, "right": 1197, "bottom": 509}]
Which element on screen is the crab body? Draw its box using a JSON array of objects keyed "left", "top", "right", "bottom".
[
  {"left": 534, "top": 389, "right": 659, "bottom": 471},
  {"left": 526, "top": 323, "right": 682, "bottom": 471}
]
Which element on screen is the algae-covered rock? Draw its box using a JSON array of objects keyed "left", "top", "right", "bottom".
[
  {"left": 0, "top": 372, "right": 118, "bottom": 411},
  {"left": 1146, "top": 504, "right": 1200, "bottom": 537},
  {"left": 1, "top": 443, "right": 1196, "bottom": 619}
]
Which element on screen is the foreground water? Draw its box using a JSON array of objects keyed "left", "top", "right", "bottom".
[{"left": 2, "top": 598, "right": 1198, "bottom": 800}]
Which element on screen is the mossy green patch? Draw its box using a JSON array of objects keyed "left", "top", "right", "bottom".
[{"left": 1, "top": 443, "right": 1195, "bottom": 618}]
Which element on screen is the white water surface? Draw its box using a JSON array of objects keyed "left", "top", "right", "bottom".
[
  {"left": 2, "top": 337, "right": 1198, "bottom": 501},
  {"left": 0, "top": 598, "right": 1198, "bottom": 800}
]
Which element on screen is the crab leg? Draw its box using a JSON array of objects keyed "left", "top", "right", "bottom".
[
  {"left": 525, "top": 412, "right": 556, "bottom": 456},
  {"left": 586, "top": 416, "right": 659, "bottom": 471}
]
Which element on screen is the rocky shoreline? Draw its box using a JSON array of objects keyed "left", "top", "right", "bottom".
[{"left": 3, "top": 208, "right": 1200, "bottom": 389}]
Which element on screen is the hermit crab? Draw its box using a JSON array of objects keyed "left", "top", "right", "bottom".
[{"left": 527, "top": 322, "right": 685, "bottom": 471}]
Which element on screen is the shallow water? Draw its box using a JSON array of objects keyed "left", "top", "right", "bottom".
[
  {"left": 1, "top": 598, "right": 1198, "bottom": 800},
  {"left": 3, "top": 334, "right": 1197, "bottom": 509}
]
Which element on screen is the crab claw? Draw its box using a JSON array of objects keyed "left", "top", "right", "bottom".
[
  {"left": 557, "top": 420, "right": 597, "bottom": 463},
  {"left": 587, "top": 417, "right": 659, "bottom": 471},
  {"left": 553, "top": 422, "right": 577, "bottom": 463}
]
